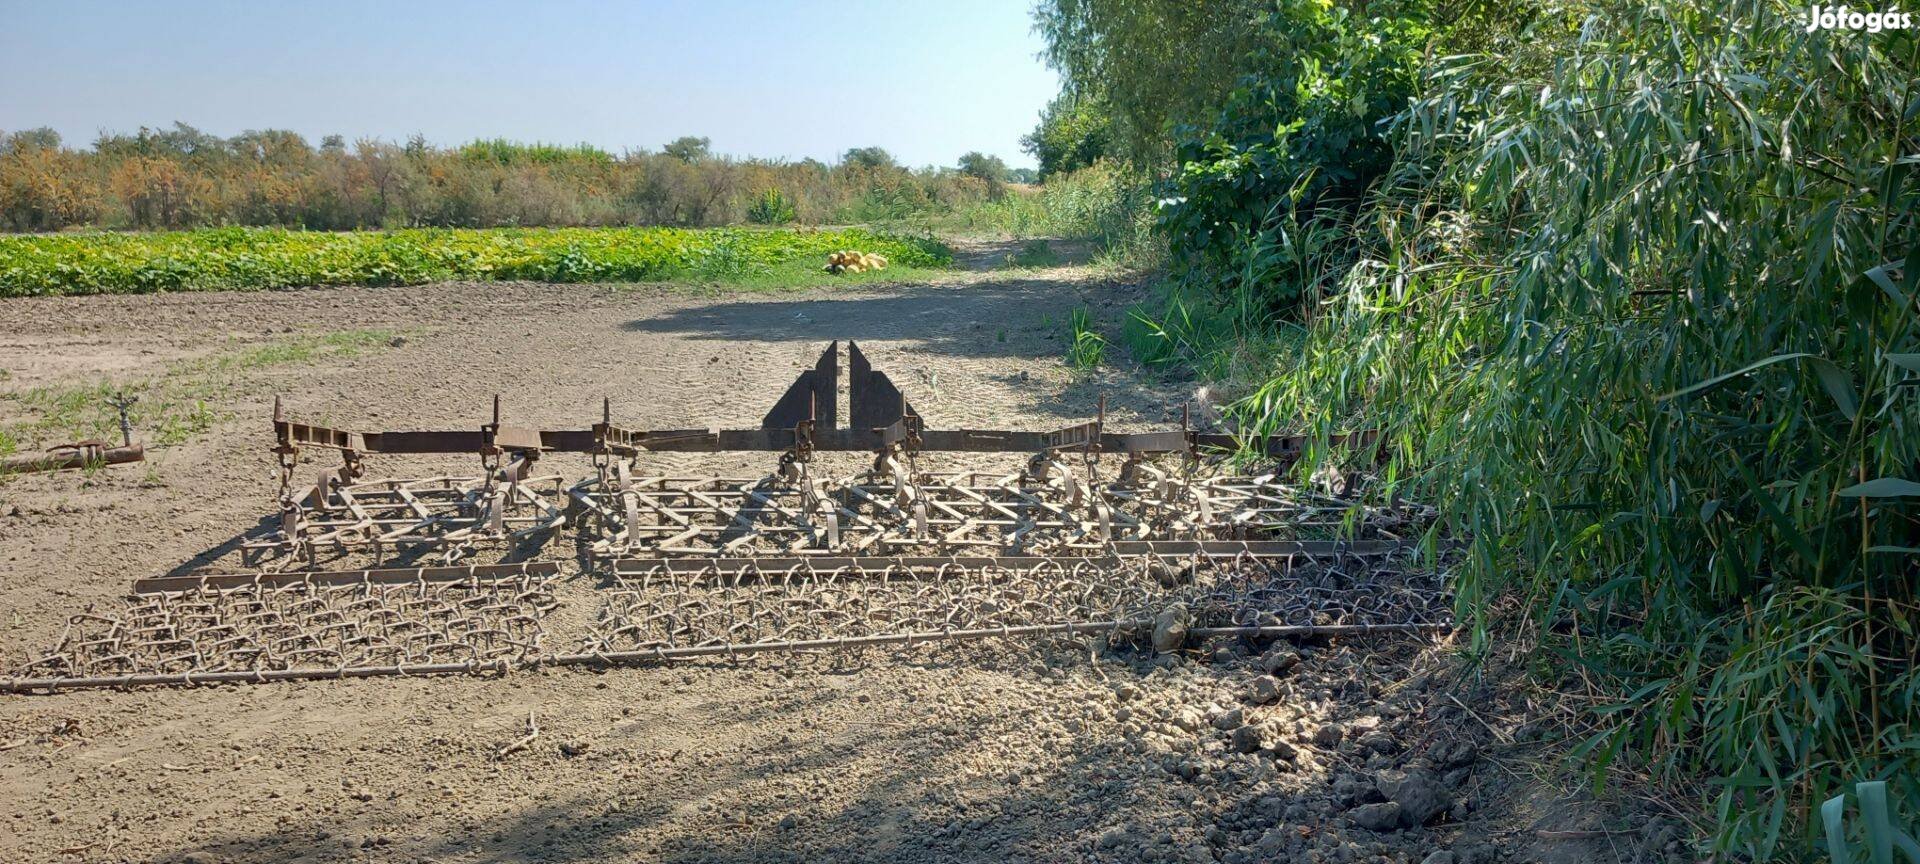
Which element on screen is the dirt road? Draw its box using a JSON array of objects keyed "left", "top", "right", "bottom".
[{"left": 0, "top": 247, "right": 1675, "bottom": 864}]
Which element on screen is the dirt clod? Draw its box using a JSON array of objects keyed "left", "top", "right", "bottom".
[
  {"left": 1350, "top": 801, "right": 1404, "bottom": 832},
  {"left": 1260, "top": 644, "right": 1302, "bottom": 675},
  {"left": 1248, "top": 674, "right": 1282, "bottom": 704},
  {"left": 1152, "top": 603, "right": 1191, "bottom": 653},
  {"left": 1389, "top": 769, "right": 1453, "bottom": 826}
]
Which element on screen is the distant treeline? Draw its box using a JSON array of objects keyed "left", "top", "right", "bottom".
[{"left": 0, "top": 125, "right": 1035, "bottom": 232}]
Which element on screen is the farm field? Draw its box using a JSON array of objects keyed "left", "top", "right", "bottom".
[
  {"left": 0, "top": 226, "right": 952, "bottom": 297},
  {"left": 5, "top": 0, "right": 1912, "bottom": 856},
  {"left": 0, "top": 242, "right": 1668, "bottom": 864}
]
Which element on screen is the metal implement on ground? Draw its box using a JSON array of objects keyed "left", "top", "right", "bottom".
[
  {"left": 6, "top": 340, "right": 1437, "bottom": 694},
  {"left": 1, "top": 394, "right": 146, "bottom": 476},
  {"left": 0, "top": 441, "right": 145, "bottom": 475}
]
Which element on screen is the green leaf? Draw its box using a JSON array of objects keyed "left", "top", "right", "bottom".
[
  {"left": 1657, "top": 352, "right": 1857, "bottom": 418},
  {"left": 1859, "top": 781, "right": 1893, "bottom": 864},
  {"left": 1837, "top": 478, "right": 1920, "bottom": 498},
  {"left": 1889, "top": 354, "right": 1920, "bottom": 375},
  {"left": 1729, "top": 453, "right": 1821, "bottom": 568},
  {"left": 1867, "top": 264, "right": 1911, "bottom": 309},
  {"left": 1822, "top": 793, "right": 1852, "bottom": 863}
]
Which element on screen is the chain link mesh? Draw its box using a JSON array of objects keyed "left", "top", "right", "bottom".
[
  {"left": 18, "top": 576, "right": 558, "bottom": 679},
  {"left": 583, "top": 550, "right": 1451, "bottom": 654}
]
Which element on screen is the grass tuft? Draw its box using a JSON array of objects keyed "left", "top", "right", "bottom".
[
  {"left": 0, "top": 329, "right": 404, "bottom": 451},
  {"left": 1065, "top": 307, "right": 1106, "bottom": 371}
]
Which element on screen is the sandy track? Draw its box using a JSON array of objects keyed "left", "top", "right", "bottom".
[{"left": 0, "top": 251, "right": 1668, "bottom": 864}]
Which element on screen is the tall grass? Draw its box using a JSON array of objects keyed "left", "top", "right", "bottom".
[
  {"left": 1235, "top": 1, "right": 1917, "bottom": 854},
  {"left": 951, "top": 162, "right": 1161, "bottom": 265}
]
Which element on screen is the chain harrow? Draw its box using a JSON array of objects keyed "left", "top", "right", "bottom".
[
  {"left": 16, "top": 575, "right": 558, "bottom": 681},
  {"left": 245, "top": 473, "right": 569, "bottom": 571},
  {"left": 567, "top": 466, "right": 1421, "bottom": 561},
  {"left": 5, "top": 344, "right": 1451, "bottom": 693},
  {"left": 582, "top": 550, "right": 1451, "bottom": 655}
]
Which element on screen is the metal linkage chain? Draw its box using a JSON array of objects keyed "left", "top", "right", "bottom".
[
  {"left": 582, "top": 551, "right": 1452, "bottom": 655},
  {"left": 17, "top": 576, "right": 558, "bottom": 680}
]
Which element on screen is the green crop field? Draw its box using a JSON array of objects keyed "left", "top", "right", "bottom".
[{"left": 0, "top": 226, "right": 952, "bottom": 297}]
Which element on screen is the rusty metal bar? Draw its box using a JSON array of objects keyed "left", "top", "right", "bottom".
[
  {"left": 612, "top": 555, "right": 1129, "bottom": 576},
  {"left": 0, "top": 621, "right": 1451, "bottom": 694},
  {"left": 549, "top": 427, "right": 1370, "bottom": 457},
  {"left": 132, "top": 561, "right": 562, "bottom": 594},
  {"left": 1107, "top": 539, "right": 1415, "bottom": 558},
  {"left": 0, "top": 442, "right": 145, "bottom": 475},
  {"left": 273, "top": 418, "right": 1370, "bottom": 459}
]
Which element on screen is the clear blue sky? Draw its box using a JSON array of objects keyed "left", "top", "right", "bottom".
[{"left": 0, "top": 0, "right": 1058, "bottom": 169}]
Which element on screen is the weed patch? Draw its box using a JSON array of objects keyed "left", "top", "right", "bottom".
[{"left": 0, "top": 329, "right": 402, "bottom": 450}]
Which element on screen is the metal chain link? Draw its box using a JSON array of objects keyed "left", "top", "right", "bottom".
[
  {"left": 18, "top": 576, "right": 558, "bottom": 679},
  {"left": 582, "top": 551, "right": 1451, "bottom": 654}
]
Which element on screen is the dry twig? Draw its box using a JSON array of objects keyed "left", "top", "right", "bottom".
[{"left": 496, "top": 712, "right": 540, "bottom": 759}]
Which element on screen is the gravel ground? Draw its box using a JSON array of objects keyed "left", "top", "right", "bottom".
[{"left": 0, "top": 242, "right": 1690, "bottom": 864}]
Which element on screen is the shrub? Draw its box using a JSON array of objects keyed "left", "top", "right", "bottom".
[
  {"left": 1238, "top": 2, "right": 1919, "bottom": 855},
  {"left": 1155, "top": 0, "right": 1427, "bottom": 321},
  {"left": 744, "top": 188, "right": 796, "bottom": 225},
  {"left": 0, "top": 126, "right": 1011, "bottom": 232}
]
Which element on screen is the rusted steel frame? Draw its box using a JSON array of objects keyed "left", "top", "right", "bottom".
[
  {"left": 574, "top": 474, "right": 1361, "bottom": 558},
  {"left": 278, "top": 428, "right": 539, "bottom": 455},
  {"left": 535, "top": 427, "right": 1356, "bottom": 458},
  {"left": 240, "top": 475, "right": 567, "bottom": 565},
  {"left": 275, "top": 397, "right": 545, "bottom": 457},
  {"left": 0, "top": 442, "right": 144, "bottom": 474},
  {"left": 1, "top": 621, "right": 1451, "bottom": 693},
  {"left": 1043, "top": 422, "right": 1102, "bottom": 451},
  {"left": 279, "top": 422, "right": 1369, "bottom": 458},
  {"left": 262, "top": 477, "right": 565, "bottom": 532},
  {"left": 132, "top": 562, "right": 562, "bottom": 595}
]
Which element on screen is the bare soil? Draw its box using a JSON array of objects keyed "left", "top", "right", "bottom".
[{"left": 0, "top": 242, "right": 1688, "bottom": 864}]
